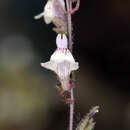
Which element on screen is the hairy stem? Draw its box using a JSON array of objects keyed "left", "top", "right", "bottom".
[
  {"left": 66, "top": 0, "right": 73, "bottom": 52},
  {"left": 69, "top": 88, "right": 74, "bottom": 130},
  {"left": 66, "top": 0, "right": 74, "bottom": 130}
]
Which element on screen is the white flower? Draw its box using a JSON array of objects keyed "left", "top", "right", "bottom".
[
  {"left": 34, "top": 0, "right": 55, "bottom": 24},
  {"left": 34, "top": 0, "right": 66, "bottom": 24},
  {"left": 41, "top": 34, "right": 79, "bottom": 91}
]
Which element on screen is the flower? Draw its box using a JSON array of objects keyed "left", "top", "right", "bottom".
[
  {"left": 34, "top": 0, "right": 55, "bottom": 24},
  {"left": 34, "top": 0, "right": 67, "bottom": 33},
  {"left": 41, "top": 34, "right": 79, "bottom": 91}
]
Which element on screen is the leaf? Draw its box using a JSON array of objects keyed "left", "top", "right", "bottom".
[{"left": 76, "top": 106, "right": 99, "bottom": 130}]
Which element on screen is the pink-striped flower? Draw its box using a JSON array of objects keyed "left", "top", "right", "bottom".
[{"left": 41, "top": 34, "right": 79, "bottom": 91}]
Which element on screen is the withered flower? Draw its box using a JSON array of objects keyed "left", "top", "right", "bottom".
[{"left": 34, "top": 0, "right": 67, "bottom": 33}]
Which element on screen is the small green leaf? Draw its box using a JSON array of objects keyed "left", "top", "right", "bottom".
[{"left": 76, "top": 106, "right": 99, "bottom": 130}]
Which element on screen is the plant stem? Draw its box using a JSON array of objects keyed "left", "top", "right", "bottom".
[
  {"left": 69, "top": 88, "right": 74, "bottom": 130},
  {"left": 66, "top": 0, "right": 73, "bottom": 52},
  {"left": 66, "top": 0, "right": 74, "bottom": 130}
]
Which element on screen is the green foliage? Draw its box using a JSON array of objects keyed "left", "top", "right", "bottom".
[{"left": 76, "top": 106, "right": 99, "bottom": 130}]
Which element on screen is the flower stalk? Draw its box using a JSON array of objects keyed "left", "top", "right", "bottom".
[
  {"left": 66, "top": 0, "right": 74, "bottom": 130},
  {"left": 66, "top": 0, "right": 73, "bottom": 52}
]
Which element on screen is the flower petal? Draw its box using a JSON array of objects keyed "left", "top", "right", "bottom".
[
  {"left": 56, "top": 34, "right": 68, "bottom": 48},
  {"left": 56, "top": 61, "right": 70, "bottom": 78},
  {"left": 34, "top": 12, "right": 44, "bottom": 19},
  {"left": 70, "top": 62, "right": 79, "bottom": 71},
  {"left": 58, "top": 0, "right": 66, "bottom": 11},
  {"left": 40, "top": 61, "right": 57, "bottom": 72},
  {"left": 50, "top": 49, "right": 76, "bottom": 63}
]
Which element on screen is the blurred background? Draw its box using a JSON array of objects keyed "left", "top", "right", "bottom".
[{"left": 0, "top": 0, "right": 130, "bottom": 130}]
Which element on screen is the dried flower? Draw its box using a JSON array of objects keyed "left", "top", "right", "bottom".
[
  {"left": 41, "top": 34, "right": 79, "bottom": 91},
  {"left": 34, "top": 0, "right": 67, "bottom": 33}
]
